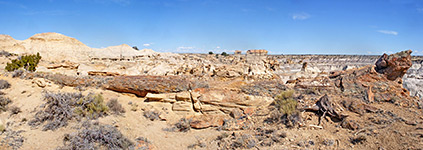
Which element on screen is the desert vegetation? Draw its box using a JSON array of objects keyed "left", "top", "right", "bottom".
[
  {"left": 59, "top": 121, "right": 133, "bottom": 150},
  {"left": 29, "top": 92, "right": 110, "bottom": 131},
  {"left": 5, "top": 53, "right": 41, "bottom": 72}
]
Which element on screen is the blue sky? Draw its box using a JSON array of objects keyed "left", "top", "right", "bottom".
[{"left": 1, "top": 0, "right": 422, "bottom": 55}]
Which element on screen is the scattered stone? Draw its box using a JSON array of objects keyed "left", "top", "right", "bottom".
[
  {"left": 172, "top": 101, "right": 192, "bottom": 111},
  {"left": 176, "top": 91, "right": 191, "bottom": 102},
  {"left": 323, "top": 139, "right": 335, "bottom": 146},
  {"left": 32, "top": 78, "right": 46, "bottom": 88},
  {"left": 342, "top": 118, "right": 360, "bottom": 130},
  {"left": 189, "top": 115, "right": 226, "bottom": 129},
  {"left": 146, "top": 93, "right": 168, "bottom": 101}
]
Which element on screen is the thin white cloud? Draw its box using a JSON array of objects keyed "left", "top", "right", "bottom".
[
  {"left": 110, "top": 0, "right": 130, "bottom": 5},
  {"left": 176, "top": 46, "right": 195, "bottom": 52},
  {"left": 22, "top": 10, "right": 77, "bottom": 16},
  {"left": 417, "top": 8, "right": 423, "bottom": 13},
  {"left": 377, "top": 30, "right": 398, "bottom": 35},
  {"left": 0, "top": 1, "right": 27, "bottom": 9},
  {"left": 143, "top": 43, "right": 151, "bottom": 47},
  {"left": 216, "top": 46, "right": 220, "bottom": 49},
  {"left": 75, "top": 0, "right": 131, "bottom": 6},
  {"left": 292, "top": 13, "right": 310, "bottom": 20},
  {"left": 265, "top": 7, "right": 275, "bottom": 12}
]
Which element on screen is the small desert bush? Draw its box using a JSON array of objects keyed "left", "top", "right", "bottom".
[
  {"left": 163, "top": 118, "right": 191, "bottom": 132},
  {"left": 59, "top": 121, "right": 134, "bottom": 150},
  {"left": 215, "top": 133, "right": 257, "bottom": 149},
  {"left": 0, "top": 96, "right": 11, "bottom": 112},
  {"left": 274, "top": 90, "right": 297, "bottom": 116},
  {"left": 265, "top": 90, "right": 301, "bottom": 127},
  {"left": 143, "top": 110, "right": 160, "bottom": 121},
  {"left": 0, "top": 80, "right": 10, "bottom": 90},
  {"left": 107, "top": 98, "right": 125, "bottom": 115},
  {"left": 29, "top": 92, "right": 109, "bottom": 131},
  {"left": 11, "top": 69, "right": 24, "bottom": 78},
  {"left": 5, "top": 53, "right": 41, "bottom": 72},
  {"left": 9, "top": 106, "right": 21, "bottom": 115},
  {"left": 0, "top": 129, "right": 25, "bottom": 150},
  {"left": 74, "top": 94, "right": 108, "bottom": 119},
  {"left": 0, "top": 50, "right": 12, "bottom": 57}
]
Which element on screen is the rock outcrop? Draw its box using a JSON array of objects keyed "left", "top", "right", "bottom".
[
  {"left": 375, "top": 50, "right": 413, "bottom": 81},
  {"left": 0, "top": 32, "right": 154, "bottom": 62}
]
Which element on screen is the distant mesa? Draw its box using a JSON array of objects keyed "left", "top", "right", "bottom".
[
  {"left": 233, "top": 49, "right": 268, "bottom": 55},
  {"left": 234, "top": 50, "right": 242, "bottom": 55},
  {"left": 0, "top": 32, "right": 156, "bottom": 62},
  {"left": 247, "top": 49, "right": 268, "bottom": 55}
]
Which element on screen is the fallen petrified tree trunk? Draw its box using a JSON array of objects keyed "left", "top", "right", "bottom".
[
  {"left": 304, "top": 94, "right": 346, "bottom": 125},
  {"left": 105, "top": 76, "right": 209, "bottom": 97}
]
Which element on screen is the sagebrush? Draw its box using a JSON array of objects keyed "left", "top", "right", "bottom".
[
  {"left": 29, "top": 92, "right": 109, "bottom": 131},
  {"left": 58, "top": 121, "right": 133, "bottom": 150}
]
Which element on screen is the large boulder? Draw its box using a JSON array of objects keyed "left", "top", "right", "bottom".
[{"left": 375, "top": 50, "right": 412, "bottom": 81}]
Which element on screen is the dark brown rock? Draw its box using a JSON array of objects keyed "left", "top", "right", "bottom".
[
  {"left": 375, "top": 50, "right": 412, "bottom": 81},
  {"left": 341, "top": 118, "right": 360, "bottom": 130}
]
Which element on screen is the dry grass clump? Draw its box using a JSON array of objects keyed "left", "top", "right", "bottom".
[
  {"left": 0, "top": 96, "right": 11, "bottom": 112},
  {"left": 0, "top": 80, "right": 10, "bottom": 90},
  {"left": 265, "top": 90, "right": 301, "bottom": 127},
  {"left": 274, "top": 90, "right": 297, "bottom": 116},
  {"left": 0, "top": 50, "right": 13, "bottom": 57},
  {"left": 11, "top": 70, "right": 24, "bottom": 78},
  {"left": 0, "top": 129, "right": 25, "bottom": 150},
  {"left": 29, "top": 92, "right": 109, "bottom": 131},
  {"left": 163, "top": 118, "right": 191, "bottom": 132},
  {"left": 143, "top": 110, "right": 160, "bottom": 121},
  {"left": 9, "top": 106, "right": 21, "bottom": 115},
  {"left": 58, "top": 121, "right": 133, "bottom": 150},
  {"left": 215, "top": 133, "right": 257, "bottom": 149},
  {"left": 107, "top": 98, "right": 125, "bottom": 115}
]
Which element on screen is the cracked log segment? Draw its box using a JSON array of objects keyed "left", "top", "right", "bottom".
[
  {"left": 105, "top": 76, "right": 209, "bottom": 97},
  {"left": 375, "top": 50, "right": 412, "bottom": 81},
  {"left": 304, "top": 95, "right": 346, "bottom": 124}
]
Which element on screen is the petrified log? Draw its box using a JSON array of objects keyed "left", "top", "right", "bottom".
[{"left": 375, "top": 50, "right": 412, "bottom": 81}]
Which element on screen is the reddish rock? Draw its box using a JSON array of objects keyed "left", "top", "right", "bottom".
[
  {"left": 375, "top": 50, "right": 412, "bottom": 81},
  {"left": 105, "top": 76, "right": 208, "bottom": 97},
  {"left": 189, "top": 115, "right": 226, "bottom": 129},
  {"left": 195, "top": 88, "right": 273, "bottom": 109},
  {"left": 242, "top": 107, "right": 255, "bottom": 116}
]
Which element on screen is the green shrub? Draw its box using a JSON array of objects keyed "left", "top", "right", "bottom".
[
  {"left": 75, "top": 94, "right": 108, "bottom": 119},
  {"left": 5, "top": 53, "right": 41, "bottom": 72},
  {"left": 208, "top": 51, "right": 213, "bottom": 54},
  {"left": 221, "top": 52, "right": 229, "bottom": 56},
  {"left": 274, "top": 90, "right": 297, "bottom": 116}
]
